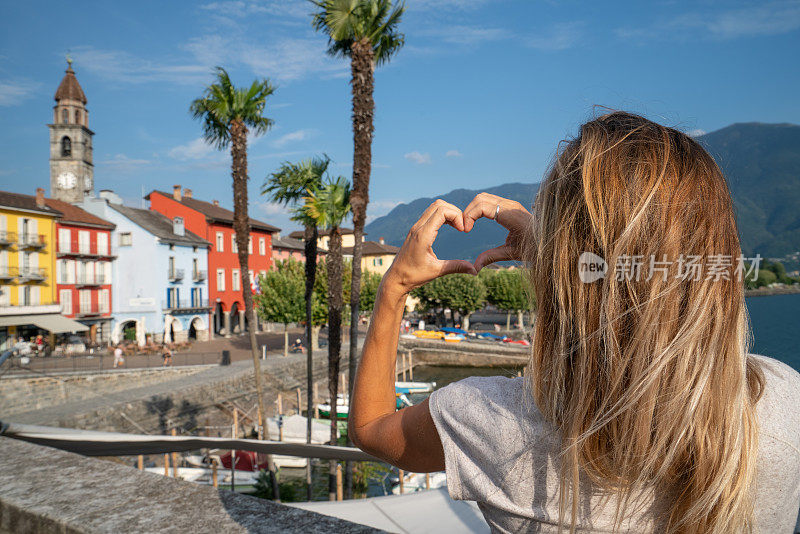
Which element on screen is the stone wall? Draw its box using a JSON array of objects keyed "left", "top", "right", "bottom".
[
  {"left": 0, "top": 366, "right": 208, "bottom": 416},
  {"left": 398, "top": 338, "right": 529, "bottom": 368},
  {"left": 0, "top": 436, "right": 378, "bottom": 534}
]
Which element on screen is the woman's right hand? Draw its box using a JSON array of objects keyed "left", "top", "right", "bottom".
[{"left": 463, "top": 192, "right": 531, "bottom": 271}]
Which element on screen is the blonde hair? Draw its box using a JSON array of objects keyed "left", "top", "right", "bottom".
[{"left": 526, "top": 111, "right": 764, "bottom": 533}]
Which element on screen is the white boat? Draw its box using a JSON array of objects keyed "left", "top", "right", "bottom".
[
  {"left": 144, "top": 466, "right": 260, "bottom": 488},
  {"left": 394, "top": 381, "right": 436, "bottom": 394}
]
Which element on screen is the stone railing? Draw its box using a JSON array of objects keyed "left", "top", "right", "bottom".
[{"left": 0, "top": 436, "right": 379, "bottom": 533}]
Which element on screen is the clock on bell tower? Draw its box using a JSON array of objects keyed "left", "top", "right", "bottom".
[{"left": 49, "top": 57, "right": 94, "bottom": 203}]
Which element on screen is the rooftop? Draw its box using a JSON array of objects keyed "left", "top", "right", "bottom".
[
  {"left": 0, "top": 190, "right": 61, "bottom": 217},
  {"left": 147, "top": 189, "right": 280, "bottom": 233},
  {"left": 288, "top": 227, "right": 357, "bottom": 240},
  {"left": 54, "top": 64, "right": 87, "bottom": 104},
  {"left": 343, "top": 240, "right": 400, "bottom": 256},
  {"left": 109, "top": 204, "right": 210, "bottom": 247},
  {"left": 44, "top": 198, "right": 114, "bottom": 229},
  {"left": 272, "top": 236, "right": 306, "bottom": 251}
]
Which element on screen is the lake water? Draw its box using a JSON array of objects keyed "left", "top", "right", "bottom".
[{"left": 415, "top": 292, "right": 800, "bottom": 389}]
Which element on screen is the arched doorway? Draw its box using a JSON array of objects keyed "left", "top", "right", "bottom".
[
  {"left": 230, "top": 302, "right": 241, "bottom": 334},
  {"left": 112, "top": 320, "right": 138, "bottom": 345},
  {"left": 188, "top": 316, "right": 205, "bottom": 340},
  {"left": 214, "top": 302, "right": 225, "bottom": 336}
]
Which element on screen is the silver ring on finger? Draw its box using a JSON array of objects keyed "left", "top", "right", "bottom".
[{"left": 493, "top": 204, "right": 500, "bottom": 220}]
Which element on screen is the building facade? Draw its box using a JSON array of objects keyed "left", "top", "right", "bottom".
[
  {"left": 49, "top": 60, "right": 94, "bottom": 204},
  {"left": 271, "top": 235, "right": 306, "bottom": 264},
  {"left": 45, "top": 197, "right": 115, "bottom": 344},
  {"left": 0, "top": 189, "right": 88, "bottom": 349},
  {"left": 342, "top": 238, "right": 400, "bottom": 277},
  {"left": 146, "top": 186, "right": 279, "bottom": 337},
  {"left": 79, "top": 192, "right": 211, "bottom": 345}
]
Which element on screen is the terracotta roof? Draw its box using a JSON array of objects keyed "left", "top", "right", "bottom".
[
  {"left": 146, "top": 190, "right": 280, "bottom": 233},
  {"left": 342, "top": 240, "right": 400, "bottom": 256},
  {"left": 54, "top": 66, "right": 87, "bottom": 104},
  {"left": 272, "top": 236, "right": 305, "bottom": 251},
  {"left": 288, "top": 227, "right": 356, "bottom": 240},
  {"left": 0, "top": 191, "right": 61, "bottom": 217},
  {"left": 109, "top": 204, "right": 210, "bottom": 247},
  {"left": 44, "top": 198, "right": 114, "bottom": 229}
]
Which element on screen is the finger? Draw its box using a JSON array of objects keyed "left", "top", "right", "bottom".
[
  {"left": 410, "top": 200, "right": 446, "bottom": 234},
  {"left": 473, "top": 244, "right": 515, "bottom": 272},
  {"left": 463, "top": 194, "right": 502, "bottom": 232},
  {"left": 438, "top": 259, "right": 478, "bottom": 277},
  {"left": 420, "top": 204, "right": 466, "bottom": 239}
]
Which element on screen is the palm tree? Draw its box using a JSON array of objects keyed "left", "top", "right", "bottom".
[
  {"left": 263, "top": 156, "right": 328, "bottom": 501},
  {"left": 189, "top": 66, "right": 280, "bottom": 500},
  {"left": 310, "top": 0, "right": 405, "bottom": 498},
  {"left": 303, "top": 176, "right": 351, "bottom": 501}
]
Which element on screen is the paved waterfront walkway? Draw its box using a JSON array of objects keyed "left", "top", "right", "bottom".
[{"left": 10, "top": 342, "right": 356, "bottom": 427}]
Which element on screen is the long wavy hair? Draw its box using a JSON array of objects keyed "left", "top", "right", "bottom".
[{"left": 526, "top": 111, "right": 764, "bottom": 533}]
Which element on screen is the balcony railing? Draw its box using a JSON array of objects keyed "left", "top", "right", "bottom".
[
  {"left": 192, "top": 269, "right": 207, "bottom": 282},
  {"left": 0, "top": 266, "right": 18, "bottom": 279},
  {"left": 75, "top": 274, "right": 107, "bottom": 287},
  {"left": 162, "top": 298, "right": 211, "bottom": 311},
  {"left": 57, "top": 240, "right": 113, "bottom": 257},
  {"left": 19, "top": 234, "right": 46, "bottom": 249},
  {"left": 0, "top": 231, "right": 17, "bottom": 246},
  {"left": 75, "top": 303, "right": 110, "bottom": 317},
  {"left": 19, "top": 267, "right": 46, "bottom": 281},
  {"left": 168, "top": 268, "right": 185, "bottom": 282}
]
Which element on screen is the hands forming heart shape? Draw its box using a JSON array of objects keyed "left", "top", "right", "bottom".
[{"left": 384, "top": 193, "right": 532, "bottom": 294}]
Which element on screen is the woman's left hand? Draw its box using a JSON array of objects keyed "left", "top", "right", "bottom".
[{"left": 383, "top": 199, "right": 477, "bottom": 294}]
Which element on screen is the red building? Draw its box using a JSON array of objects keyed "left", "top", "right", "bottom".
[
  {"left": 146, "top": 186, "right": 279, "bottom": 336},
  {"left": 45, "top": 197, "right": 115, "bottom": 344}
]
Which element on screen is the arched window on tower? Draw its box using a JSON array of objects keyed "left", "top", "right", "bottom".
[
  {"left": 61, "top": 136, "right": 72, "bottom": 157},
  {"left": 61, "top": 109, "right": 69, "bottom": 124},
  {"left": 75, "top": 110, "right": 81, "bottom": 125}
]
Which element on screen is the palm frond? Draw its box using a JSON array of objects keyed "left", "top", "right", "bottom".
[{"left": 309, "top": 0, "right": 405, "bottom": 61}]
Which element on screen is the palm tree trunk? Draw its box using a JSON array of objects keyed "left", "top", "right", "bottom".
[
  {"left": 230, "top": 118, "right": 280, "bottom": 501},
  {"left": 327, "top": 227, "right": 344, "bottom": 501},
  {"left": 346, "top": 35, "right": 375, "bottom": 501},
  {"left": 303, "top": 223, "right": 318, "bottom": 501}
]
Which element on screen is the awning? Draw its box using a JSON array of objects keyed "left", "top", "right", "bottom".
[{"left": 0, "top": 313, "right": 89, "bottom": 333}]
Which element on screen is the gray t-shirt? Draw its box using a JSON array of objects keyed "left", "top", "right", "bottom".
[{"left": 428, "top": 354, "right": 800, "bottom": 533}]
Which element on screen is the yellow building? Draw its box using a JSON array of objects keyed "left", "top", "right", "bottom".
[
  {"left": 0, "top": 188, "right": 86, "bottom": 350},
  {"left": 343, "top": 238, "right": 400, "bottom": 276},
  {"left": 288, "top": 227, "right": 359, "bottom": 252}
]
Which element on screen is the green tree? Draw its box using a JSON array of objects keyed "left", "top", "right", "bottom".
[
  {"left": 256, "top": 261, "right": 305, "bottom": 357},
  {"left": 303, "top": 176, "right": 352, "bottom": 500},
  {"left": 483, "top": 269, "right": 530, "bottom": 330},
  {"left": 189, "top": 66, "right": 279, "bottom": 499},
  {"left": 412, "top": 274, "right": 486, "bottom": 330},
  {"left": 359, "top": 270, "right": 383, "bottom": 316},
  {"left": 310, "top": 0, "right": 405, "bottom": 498},
  {"left": 262, "top": 155, "right": 328, "bottom": 501}
]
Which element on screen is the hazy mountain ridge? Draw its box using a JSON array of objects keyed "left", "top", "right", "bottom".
[{"left": 366, "top": 123, "right": 800, "bottom": 260}]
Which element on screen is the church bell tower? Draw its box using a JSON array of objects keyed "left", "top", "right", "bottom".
[{"left": 49, "top": 58, "right": 94, "bottom": 203}]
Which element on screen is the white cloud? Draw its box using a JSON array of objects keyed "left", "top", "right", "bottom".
[
  {"left": 617, "top": 2, "right": 800, "bottom": 42},
  {"left": 71, "top": 46, "right": 210, "bottom": 86},
  {"left": 270, "top": 128, "right": 317, "bottom": 148},
  {"left": 168, "top": 138, "right": 217, "bottom": 160},
  {"left": 430, "top": 25, "right": 506, "bottom": 45},
  {"left": 0, "top": 78, "right": 40, "bottom": 106},
  {"left": 404, "top": 151, "right": 432, "bottom": 165},
  {"left": 258, "top": 201, "right": 292, "bottom": 216},
  {"left": 200, "top": 1, "right": 310, "bottom": 19},
  {"left": 445, "top": 149, "right": 463, "bottom": 158},
  {"left": 686, "top": 129, "right": 706, "bottom": 138},
  {"left": 408, "top": 0, "right": 491, "bottom": 11},
  {"left": 99, "top": 154, "right": 151, "bottom": 170},
  {"left": 526, "top": 22, "right": 585, "bottom": 50}
]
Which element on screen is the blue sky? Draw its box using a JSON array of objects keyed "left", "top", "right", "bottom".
[{"left": 1, "top": 0, "right": 799, "bottom": 234}]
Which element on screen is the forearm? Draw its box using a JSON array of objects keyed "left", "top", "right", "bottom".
[{"left": 350, "top": 277, "right": 407, "bottom": 439}]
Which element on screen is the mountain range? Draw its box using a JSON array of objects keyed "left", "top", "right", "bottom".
[{"left": 365, "top": 123, "right": 800, "bottom": 261}]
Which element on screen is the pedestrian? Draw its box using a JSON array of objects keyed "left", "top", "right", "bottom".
[
  {"left": 35, "top": 334, "right": 44, "bottom": 355},
  {"left": 113, "top": 345, "right": 125, "bottom": 368},
  {"left": 162, "top": 345, "right": 173, "bottom": 367}
]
